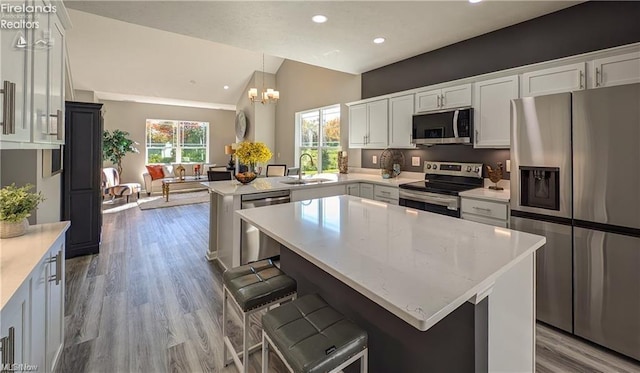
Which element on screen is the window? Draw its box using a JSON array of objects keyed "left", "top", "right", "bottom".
[
  {"left": 146, "top": 119, "right": 209, "bottom": 164},
  {"left": 296, "top": 105, "right": 340, "bottom": 174}
]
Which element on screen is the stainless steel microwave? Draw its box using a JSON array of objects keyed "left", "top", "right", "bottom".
[{"left": 411, "top": 108, "right": 473, "bottom": 145}]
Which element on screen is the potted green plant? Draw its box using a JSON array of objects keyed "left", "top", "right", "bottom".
[
  {"left": 0, "top": 184, "right": 45, "bottom": 239},
  {"left": 103, "top": 129, "right": 139, "bottom": 177}
]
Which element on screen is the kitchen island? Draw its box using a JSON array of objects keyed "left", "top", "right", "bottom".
[
  {"left": 237, "top": 196, "right": 546, "bottom": 372},
  {"left": 202, "top": 172, "right": 421, "bottom": 268}
]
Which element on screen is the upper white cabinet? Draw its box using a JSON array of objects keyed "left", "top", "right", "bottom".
[
  {"left": 415, "top": 83, "right": 471, "bottom": 112},
  {"left": 590, "top": 51, "right": 640, "bottom": 88},
  {"left": 1, "top": 0, "right": 68, "bottom": 148},
  {"left": 520, "top": 62, "right": 586, "bottom": 97},
  {"left": 388, "top": 94, "right": 415, "bottom": 148},
  {"left": 0, "top": 0, "right": 31, "bottom": 143},
  {"left": 473, "top": 75, "right": 519, "bottom": 149},
  {"left": 348, "top": 99, "right": 388, "bottom": 148}
]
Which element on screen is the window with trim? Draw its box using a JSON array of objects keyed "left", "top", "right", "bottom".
[
  {"left": 146, "top": 119, "right": 209, "bottom": 164},
  {"left": 296, "top": 105, "right": 340, "bottom": 174}
]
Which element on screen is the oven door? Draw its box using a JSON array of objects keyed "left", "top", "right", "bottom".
[{"left": 399, "top": 189, "right": 460, "bottom": 218}]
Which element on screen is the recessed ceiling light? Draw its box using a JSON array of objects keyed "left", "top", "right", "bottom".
[
  {"left": 223, "top": 85, "right": 229, "bottom": 90},
  {"left": 312, "top": 15, "right": 328, "bottom": 23},
  {"left": 469, "top": 0, "right": 483, "bottom": 3},
  {"left": 373, "top": 37, "right": 385, "bottom": 44}
]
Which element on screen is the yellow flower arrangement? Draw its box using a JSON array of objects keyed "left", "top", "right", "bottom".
[{"left": 235, "top": 141, "right": 273, "bottom": 170}]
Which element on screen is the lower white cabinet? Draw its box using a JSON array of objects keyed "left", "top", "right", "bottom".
[
  {"left": 373, "top": 185, "right": 399, "bottom": 205},
  {"left": 359, "top": 183, "right": 374, "bottom": 200},
  {"left": 291, "top": 185, "right": 346, "bottom": 202},
  {"left": 0, "top": 230, "right": 66, "bottom": 373},
  {"left": 474, "top": 75, "right": 519, "bottom": 148},
  {"left": 461, "top": 197, "right": 509, "bottom": 227},
  {"left": 346, "top": 183, "right": 360, "bottom": 196}
]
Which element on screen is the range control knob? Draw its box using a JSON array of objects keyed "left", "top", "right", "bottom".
[
  {"left": 466, "top": 166, "right": 472, "bottom": 172},
  {"left": 432, "top": 164, "right": 438, "bottom": 170},
  {"left": 474, "top": 167, "right": 480, "bottom": 173},
  {"left": 426, "top": 164, "right": 431, "bottom": 169}
]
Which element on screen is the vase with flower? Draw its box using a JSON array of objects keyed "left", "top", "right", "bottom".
[{"left": 234, "top": 141, "right": 273, "bottom": 184}]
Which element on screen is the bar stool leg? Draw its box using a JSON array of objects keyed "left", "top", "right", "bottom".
[
  {"left": 262, "top": 331, "right": 269, "bottom": 373},
  {"left": 243, "top": 312, "right": 249, "bottom": 373},
  {"left": 222, "top": 287, "right": 227, "bottom": 366}
]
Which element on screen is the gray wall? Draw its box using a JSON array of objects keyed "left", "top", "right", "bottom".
[
  {"left": 362, "top": 147, "right": 510, "bottom": 179},
  {"left": 100, "top": 100, "right": 236, "bottom": 184},
  {"left": 0, "top": 149, "right": 62, "bottom": 224},
  {"left": 275, "top": 59, "right": 361, "bottom": 167},
  {"left": 362, "top": 1, "right": 640, "bottom": 98}
]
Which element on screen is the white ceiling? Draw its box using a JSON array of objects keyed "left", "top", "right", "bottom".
[{"left": 65, "top": 1, "right": 580, "bottom": 109}]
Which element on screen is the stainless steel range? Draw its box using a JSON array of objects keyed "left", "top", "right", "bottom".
[{"left": 399, "top": 162, "right": 483, "bottom": 217}]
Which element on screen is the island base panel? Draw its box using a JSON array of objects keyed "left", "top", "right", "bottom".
[{"left": 280, "top": 246, "right": 488, "bottom": 373}]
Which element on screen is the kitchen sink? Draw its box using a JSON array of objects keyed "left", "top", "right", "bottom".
[{"left": 281, "top": 178, "right": 332, "bottom": 185}]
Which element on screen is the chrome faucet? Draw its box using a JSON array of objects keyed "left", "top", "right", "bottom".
[{"left": 299, "top": 153, "right": 314, "bottom": 180}]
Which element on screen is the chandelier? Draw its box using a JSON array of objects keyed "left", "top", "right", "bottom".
[{"left": 248, "top": 54, "right": 279, "bottom": 104}]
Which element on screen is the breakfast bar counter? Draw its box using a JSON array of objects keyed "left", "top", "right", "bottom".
[{"left": 237, "top": 195, "right": 546, "bottom": 372}]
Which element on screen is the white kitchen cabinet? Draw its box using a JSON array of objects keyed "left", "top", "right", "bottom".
[
  {"left": 32, "top": 0, "right": 65, "bottom": 145},
  {"left": 520, "top": 62, "right": 586, "bottom": 97},
  {"left": 45, "top": 244, "right": 64, "bottom": 372},
  {"left": 1, "top": 0, "right": 68, "bottom": 148},
  {"left": 415, "top": 84, "right": 472, "bottom": 113},
  {"left": 590, "top": 51, "right": 640, "bottom": 88},
  {"left": 346, "top": 183, "right": 360, "bottom": 196},
  {"left": 0, "top": 0, "right": 31, "bottom": 143},
  {"left": 374, "top": 185, "right": 399, "bottom": 205},
  {"left": 348, "top": 100, "right": 388, "bottom": 148},
  {"left": 359, "top": 183, "right": 374, "bottom": 200},
  {"left": 0, "top": 224, "right": 67, "bottom": 373},
  {"left": 461, "top": 197, "right": 509, "bottom": 227},
  {"left": 388, "top": 94, "right": 415, "bottom": 148},
  {"left": 473, "top": 75, "right": 519, "bottom": 149},
  {"left": 291, "top": 185, "right": 347, "bottom": 202},
  {"left": 0, "top": 281, "right": 29, "bottom": 370}
]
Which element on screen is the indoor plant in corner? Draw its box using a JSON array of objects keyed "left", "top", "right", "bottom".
[
  {"left": 0, "top": 184, "right": 45, "bottom": 239},
  {"left": 103, "top": 129, "right": 139, "bottom": 177},
  {"left": 234, "top": 141, "right": 273, "bottom": 184}
]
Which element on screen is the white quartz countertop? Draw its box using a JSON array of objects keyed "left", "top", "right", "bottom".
[
  {"left": 0, "top": 221, "right": 70, "bottom": 309},
  {"left": 202, "top": 172, "right": 422, "bottom": 196},
  {"left": 459, "top": 187, "right": 511, "bottom": 203},
  {"left": 236, "top": 196, "right": 545, "bottom": 331}
]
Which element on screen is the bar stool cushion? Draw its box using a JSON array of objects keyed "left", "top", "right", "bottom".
[
  {"left": 223, "top": 260, "right": 296, "bottom": 312},
  {"left": 262, "top": 294, "right": 368, "bottom": 373}
]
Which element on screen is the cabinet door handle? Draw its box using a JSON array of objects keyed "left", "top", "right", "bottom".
[
  {"left": 579, "top": 70, "right": 584, "bottom": 89},
  {"left": 473, "top": 206, "right": 492, "bottom": 212},
  {"left": 441, "top": 95, "right": 445, "bottom": 107},
  {"left": 0, "top": 326, "right": 15, "bottom": 366},
  {"left": 1, "top": 80, "right": 16, "bottom": 135},
  {"left": 56, "top": 110, "right": 63, "bottom": 140},
  {"left": 436, "top": 95, "right": 441, "bottom": 108},
  {"left": 475, "top": 129, "right": 479, "bottom": 143},
  {"left": 47, "top": 250, "right": 62, "bottom": 284},
  {"left": 595, "top": 67, "right": 601, "bottom": 87}
]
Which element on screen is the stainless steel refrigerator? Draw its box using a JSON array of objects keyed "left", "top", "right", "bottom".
[{"left": 511, "top": 83, "right": 640, "bottom": 361}]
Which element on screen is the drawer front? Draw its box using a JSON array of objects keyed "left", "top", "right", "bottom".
[
  {"left": 374, "top": 185, "right": 399, "bottom": 200},
  {"left": 461, "top": 198, "right": 508, "bottom": 220},
  {"left": 375, "top": 196, "right": 399, "bottom": 206},
  {"left": 462, "top": 212, "right": 508, "bottom": 228}
]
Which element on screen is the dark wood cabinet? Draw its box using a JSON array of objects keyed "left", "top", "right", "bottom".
[{"left": 62, "top": 102, "right": 103, "bottom": 258}]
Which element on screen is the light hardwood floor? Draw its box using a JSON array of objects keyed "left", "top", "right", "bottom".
[{"left": 58, "top": 200, "right": 640, "bottom": 373}]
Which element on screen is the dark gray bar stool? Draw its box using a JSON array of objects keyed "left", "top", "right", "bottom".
[
  {"left": 261, "top": 294, "right": 368, "bottom": 373},
  {"left": 222, "top": 259, "right": 297, "bottom": 373}
]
